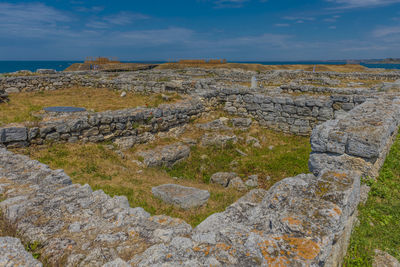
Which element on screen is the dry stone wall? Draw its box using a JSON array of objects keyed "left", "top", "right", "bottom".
[
  {"left": 200, "top": 88, "right": 367, "bottom": 135},
  {"left": 0, "top": 71, "right": 215, "bottom": 94},
  {"left": 1, "top": 96, "right": 399, "bottom": 266},
  {"left": 0, "top": 99, "right": 204, "bottom": 148}
]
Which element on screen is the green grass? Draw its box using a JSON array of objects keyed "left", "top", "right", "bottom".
[
  {"left": 166, "top": 130, "right": 311, "bottom": 189},
  {"left": 344, "top": 134, "right": 400, "bottom": 266}
]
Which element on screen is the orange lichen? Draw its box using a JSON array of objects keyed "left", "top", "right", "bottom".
[
  {"left": 193, "top": 246, "right": 202, "bottom": 252},
  {"left": 257, "top": 240, "right": 288, "bottom": 266},
  {"left": 216, "top": 243, "right": 231, "bottom": 251},
  {"left": 332, "top": 206, "right": 342, "bottom": 216},
  {"left": 282, "top": 217, "right": 302, "bottom": 226},
  {"left": 166, "top": 253, "right": 173, "bottom": 259},
  {"left": 282, "top": 235, "right": 320, "bottom": 260},
  {"left": 332, "top": 172, "right": 347, "bottom": 179}
]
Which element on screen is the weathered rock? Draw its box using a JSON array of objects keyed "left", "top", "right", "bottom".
[
  {"left": 246, "top": 136, "right": 261, "bottom": 148},
  {"left": 152, "top": 184, "right": 210, "bottom": 209},
  {"left": 36, "top": 69, "right": 57, "bottom": 74},
  {"left": 210, "top": 172, "right": 238, "bottom": 187},
  {"left": 245, "top": 175, "right": 258, "bottom": 187},
  {"left": 0, "top": 127, "right": 27, "bottom": 143},
  {"left": 195, "top": 119, "right": 231, "bottom": 131},
  {"left": 201, "top": 133, "right": 237, "bottom": 146},
  {"left": 103, "top": 258, "right": 130, "bottom": 267},
  {"left": 228, "top": 177, "right": 246, "bottom": 191},
  {"left": 0, "top": 237, "right": 42, "bottom": 267},
  {"left": 231, "top": 117, "right": 252, "bottom": 128},
  {"left": 373, "top": 249, "right": 400, "bottom": 267},
  {"left": 137, "top": 142, "right": 190, "bottom": 167}
]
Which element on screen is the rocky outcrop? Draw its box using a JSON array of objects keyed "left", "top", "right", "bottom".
[{"left": 152, "top": 184, "right": 210, "bottom": 209}]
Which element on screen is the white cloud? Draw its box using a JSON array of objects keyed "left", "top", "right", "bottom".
[
  {"left": 86, "top": 12, "right": 150, "bottom": 29},
  {"left": 0, "top": 2, "right": 72, "bottom": 38},
  {"left": 324, "top": 15, "right": 340, "bottom": 22},
  {"left": 372, "top": 26, "right": 400, "bottom": 37},
  {"left": 275, "top": 23, "right": 290, "bottom": 27},
  {"left": 326, "top": 0, "right": 400, "bottom": 8},
  {"left": 104, "top": 12, "right": 149, "bottom": 25},
  {"left": 283, "top": 16, "right": 315, "bottom": 21}
]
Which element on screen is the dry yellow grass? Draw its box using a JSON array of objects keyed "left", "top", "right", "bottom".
[
  {"left": 13, "top": 143, "right": 244, "bottom": 227},
  {"left": 0, "top": 87, "right": 181, "bottom": 126},
  {"left": 157, "top": 63, "right": 369, "bottom": 73}
]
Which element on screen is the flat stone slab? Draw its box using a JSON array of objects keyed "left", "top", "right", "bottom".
[
  {"left": 43, "top": 106, "right": 86, "bottom": 113},
  {"left": 137, "top": 142, "right": 190, "bottom": 167},
  {"left": 152, "top": 184, "right": 210, "bottom": 209}
]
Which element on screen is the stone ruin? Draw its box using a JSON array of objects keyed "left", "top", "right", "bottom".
[{"left": 1, "top": 68, "right": 400, "bottom": 266}]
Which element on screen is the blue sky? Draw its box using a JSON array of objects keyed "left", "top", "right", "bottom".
[{"left": 1, "top": 0, "right": 400, "bottom": 61}]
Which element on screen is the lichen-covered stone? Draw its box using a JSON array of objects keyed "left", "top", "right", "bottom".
[
  {"left": 152, "top": 184, "right": 210, "bottom": 209},
  {"left": 0, "top": 237, "right": 42, "bottom": 267}
]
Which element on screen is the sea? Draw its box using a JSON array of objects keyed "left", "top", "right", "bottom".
[{"left": 0, "top": 60, "right": 399, "bottom": 73}]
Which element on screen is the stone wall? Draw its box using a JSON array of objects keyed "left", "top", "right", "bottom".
[
  {"left": 200, "top": 88, "right": 367, "bottom": 135},
  {"left": 0, "top": 99, "right": 204, "bottom": 148},
  {"left": 2, "top": 69, "right": 400, "bottom": 96},
  {"left": 258, "top": 70, "right": 400, "bottom": 82},
  {"left": 280, "top": 84, "right": 375, "bottom": 95},
  {"left": 1, "top": 97, "right": 399, "bottom": 266},
  {"left": 0, "top": 72, "right": 215, "bottom": 94}
]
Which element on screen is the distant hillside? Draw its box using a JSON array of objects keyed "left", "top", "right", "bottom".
[{"left": 348, "top": 58, "right": 400, "bottom": 64}]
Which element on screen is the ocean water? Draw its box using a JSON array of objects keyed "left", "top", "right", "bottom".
[
  {"left": 0, "top": 60, "right": 399, "bottom": 73},
  {"left": 0, "top": 61, "right": 81, "bottom": 73}
]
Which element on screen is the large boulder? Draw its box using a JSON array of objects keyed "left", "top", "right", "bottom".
[
  {"left": 152, "top": 184, "right": 210, "bottom": 209},
  {"left": 137, "top": 142, "right": 190, "bottom": 167}
]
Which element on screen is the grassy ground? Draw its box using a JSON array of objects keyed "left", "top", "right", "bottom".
[
  {"left": 0, "top": 87, "right": 181, "bottom": 126},
  {"left": 344, "top": 134, "right": 400, "bottom": 266},
  {"left": 13, "top": 120, "right": 310, "bottom": 227},
  {"left": 166, "top": 128, "right": 310, "bottom": 188}
]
